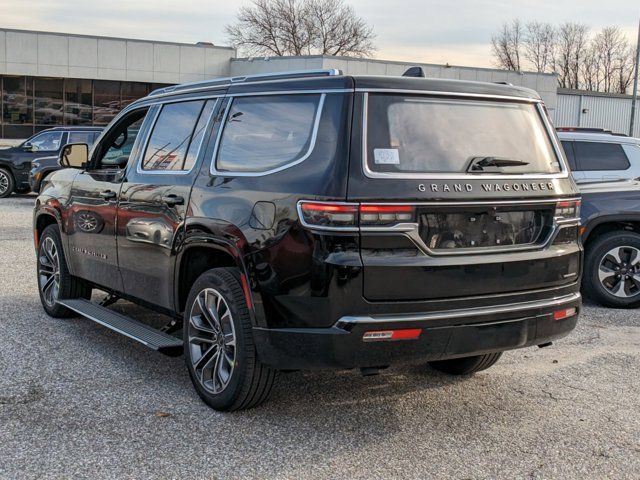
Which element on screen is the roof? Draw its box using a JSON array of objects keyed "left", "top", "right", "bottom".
[{"left": 146, "top": 69, "right": 541, "bottom": 102}]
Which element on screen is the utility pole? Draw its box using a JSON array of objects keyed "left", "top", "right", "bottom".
[{"left": 631, "top": 17, "right": 640, "bottom": 137}]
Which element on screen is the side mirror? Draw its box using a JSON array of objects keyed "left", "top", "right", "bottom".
[
  {"left": 22, "top": 142, "right": 34, "bottom": 151},
  {"left": 59, "top": 143, "right": 89, "bottom": 169}
]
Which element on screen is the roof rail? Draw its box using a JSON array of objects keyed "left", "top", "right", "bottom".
[
  {"left": 556, "top": 127, "right": 613, "bottom": 134},
  {"left": 149, "top": 69, "right": 343, "bottom": 97}
]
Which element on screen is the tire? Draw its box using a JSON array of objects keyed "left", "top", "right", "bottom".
[
  {"left": 184, "top": 267, "right": 277, "bottom": 411},
  {"left": 428, "top": 352, "right": 502, "bottom": 375},
  {"left": 583, "top": 231, "right": 640, "bottom": 308},
  {"left": 0, "top": 168, "right": 14, "bottom": 198},
  {"left": 37, "top": 224, "right": 91, "bottom": 318}
]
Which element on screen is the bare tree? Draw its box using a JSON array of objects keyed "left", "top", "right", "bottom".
[
  {"left": 580, "top": 43, "right": 603, "bottom": 91},
  {"left": 225, "top": 0, "right": 375, "bottom": 57},
  {"left": 523, "top": 21, "right": 556, "bottom": 73},
  {"left": 555, "top": 22, "right": 590, "bottom": 89},
  {"left": 491, "top": 20, "right": 523, "bottom": 71},
  {"left": 616, "top": 44, "right": 637, "bottom": 94}
]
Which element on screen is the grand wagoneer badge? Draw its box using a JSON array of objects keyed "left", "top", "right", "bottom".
[{"left": 418, "top": 182, "right": 556, "bottom": 193}]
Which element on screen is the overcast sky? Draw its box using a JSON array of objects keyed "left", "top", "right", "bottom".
[{"left": 1, "top": 0, "right": 638, "bottom": 67}]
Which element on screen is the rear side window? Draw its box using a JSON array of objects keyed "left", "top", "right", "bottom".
[
  {"left": 366, "top": 95, "right": 561, "bottom": 175},
  {"left": 560, "top": 141, "right": 577, "bottom": 170},
  {"left": 142, "top": 100, "right": 207, "bottom": 171},
  {"left": 572, "top": 141, "right": 630, "bottom": 171},
  {"left": 216, "top": 94, "right": 323, "bottom": 173},
  {"left": 69, "top": 131, "right": 97, "bottom": 146}
]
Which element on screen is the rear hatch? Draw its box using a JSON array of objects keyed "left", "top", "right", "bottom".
[{"left": 348, "top": 90, "right": 582, "bottom": 302}]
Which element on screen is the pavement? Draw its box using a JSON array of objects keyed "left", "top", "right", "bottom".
[{"left": 0, "top": 195, "right": 638, "bottom": 480}]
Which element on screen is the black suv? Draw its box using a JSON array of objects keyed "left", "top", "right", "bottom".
[
  {"left": 0, "top": 127, "right": 102, "bottom": 197},
  {"left": 33, "top": 69, "right": 582, "bottom": 411}
]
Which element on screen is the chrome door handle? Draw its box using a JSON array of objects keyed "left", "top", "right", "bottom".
[
  {"left": 99, "top": 190, "right": 116, "bottom": 200},
  {"left": 161, "top": 194, "right": 184, "bottom": 206}
]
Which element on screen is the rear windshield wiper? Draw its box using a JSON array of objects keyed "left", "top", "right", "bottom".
[{"left": 468, "top": 156, "right": 529, "bottom": 173}]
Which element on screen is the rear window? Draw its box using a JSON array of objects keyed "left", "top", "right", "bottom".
[
  {"left": 366, "top": 95, "right": 561, "bottom": 175},
  {"left": 572, "top": 141, "right": 630, "bottom": 171}
]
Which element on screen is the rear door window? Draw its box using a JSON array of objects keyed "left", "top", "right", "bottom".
[
  {"left": 572, "top": 141, "right": 630, "bottom": 171},
  {"left": 216, "top": 94, "right": 323, "bottom": 173},
  {"left": 366, "top": 95, "right": 561, "bottom": 175},
  {"left": 141, "top": 100, "right": 207, "bottom": 171}
]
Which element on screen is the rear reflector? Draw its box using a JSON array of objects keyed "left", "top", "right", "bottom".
[
  {"left": 362, "top": 328, "right": 422, "bottom": 342},
  {"left": 553, "top": 307, "right": 577, "bottom": 321}
]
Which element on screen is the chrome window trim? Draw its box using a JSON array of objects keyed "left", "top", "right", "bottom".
[
  {"left": 335, "top": 292, "right": 581, "bottom": 328},
  {"left": 210, "top": 93, "right": 327, "bottom": 177},
  {"left": 135, "top": 99, "right": 218, "bottom": 176},
  {"left": 361, "top": 92, "right": 570, "bottom": 180}
]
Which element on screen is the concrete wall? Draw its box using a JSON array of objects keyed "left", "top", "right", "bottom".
[
  {"left": 230, "top": 55, "right": 559, "bottom": 114},
  {"left": 0, "top": 28, "right": 235, "bottom": 84},
  {"left": 556, "top": 90, "right": 640, "bottom": 138}
]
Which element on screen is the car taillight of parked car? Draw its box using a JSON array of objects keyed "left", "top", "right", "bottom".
[{"left": 555, "top": 200, "right": 581, "bottom": 221}]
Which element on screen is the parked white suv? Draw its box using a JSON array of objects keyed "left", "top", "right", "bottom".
[{"left": 557, "top": 128, "right": 640, "bottom": 184}]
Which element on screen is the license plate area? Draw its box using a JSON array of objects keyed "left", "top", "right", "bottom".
[{"left": 418, "top": 205, "right": 554, "bottom": 253}]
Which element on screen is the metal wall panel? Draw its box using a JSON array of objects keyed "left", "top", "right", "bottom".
[{"left": 557, "top": 92, "right": 640, "bottom": 137}]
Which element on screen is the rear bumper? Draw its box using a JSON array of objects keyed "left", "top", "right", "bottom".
[{"left": 253, "top": 292, "right": 581, "bottom": 370}]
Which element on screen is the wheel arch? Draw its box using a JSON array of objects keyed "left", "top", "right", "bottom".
[
  {"left": 175, "top": 241, "right": 255, "bottom": 319},
  {"left": 34, "top": 209, "right": 62, "bottom": 250},
  {"left": 582, "top": 215, "right": 640, "bottom": 251}
]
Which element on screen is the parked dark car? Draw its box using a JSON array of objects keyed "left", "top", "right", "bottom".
[
  {"left": 33, "top": 69, "right": 582, "bottom": 411},
  {"left": 0, "top": 127, "right": 102, "bottom": 197},
  {"left": 580, "top": 179, "right": 640, "bottom": 308}
]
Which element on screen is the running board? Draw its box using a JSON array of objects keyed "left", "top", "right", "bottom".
[{"left": 58, "top": 298, "right": 182, "bottom": 356}]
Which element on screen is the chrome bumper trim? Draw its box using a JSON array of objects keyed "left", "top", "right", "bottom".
[{"left": 335, "top": 292, "right": 581, "bottom": 328}]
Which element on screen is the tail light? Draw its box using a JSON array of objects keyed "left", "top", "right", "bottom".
[
  {"left": 360, "top": 204, "right": 415, "bottom": 226},
  {"left": 298, "top": 202, "right": 359, "bottom": 230},
  {"left": 298, "top": 201, "right": 416, "bottom": 230},
  {"left": 555, "top": 200, "right": 580, "bottom": 221}
]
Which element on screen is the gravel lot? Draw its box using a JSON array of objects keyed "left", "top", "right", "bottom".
[{"left": 0, "top": 195, "right": 638, "bottom": 479}]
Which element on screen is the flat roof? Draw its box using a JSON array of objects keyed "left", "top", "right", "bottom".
[
  {"left": 0, "top": 27, "right": 235, "bottom": 51},
  {"left": 232, "top": 54, "right": 557, "bottom": 77}
]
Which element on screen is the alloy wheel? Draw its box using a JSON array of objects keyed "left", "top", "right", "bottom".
[
  {"left": 187, "top": 288, "right": 237, "bottom": 394},
  {"left": 598, "top": 246, "right": 640, "bottom": 298},
  {"left": 38, "top": 236, "right": 61, "bottom": 307},
  {"left": 0, "top": 171, "right": 9, "bottom": 195}
]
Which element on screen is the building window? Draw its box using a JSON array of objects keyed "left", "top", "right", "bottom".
[
  {"left": 65, "top": 79, "right": 93, "bottom": 125},
  {"left": 93, "top": 80, "right": 121, "bottom": 125},
  {"left": 1, "top": 75, "right": 172, "bottom": 139},
  {"left": 34, "top": 78, "right": 64, "bottom": 126},
  {"left": 2, "top": 76, "right": 32, "bottom": 125}
]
